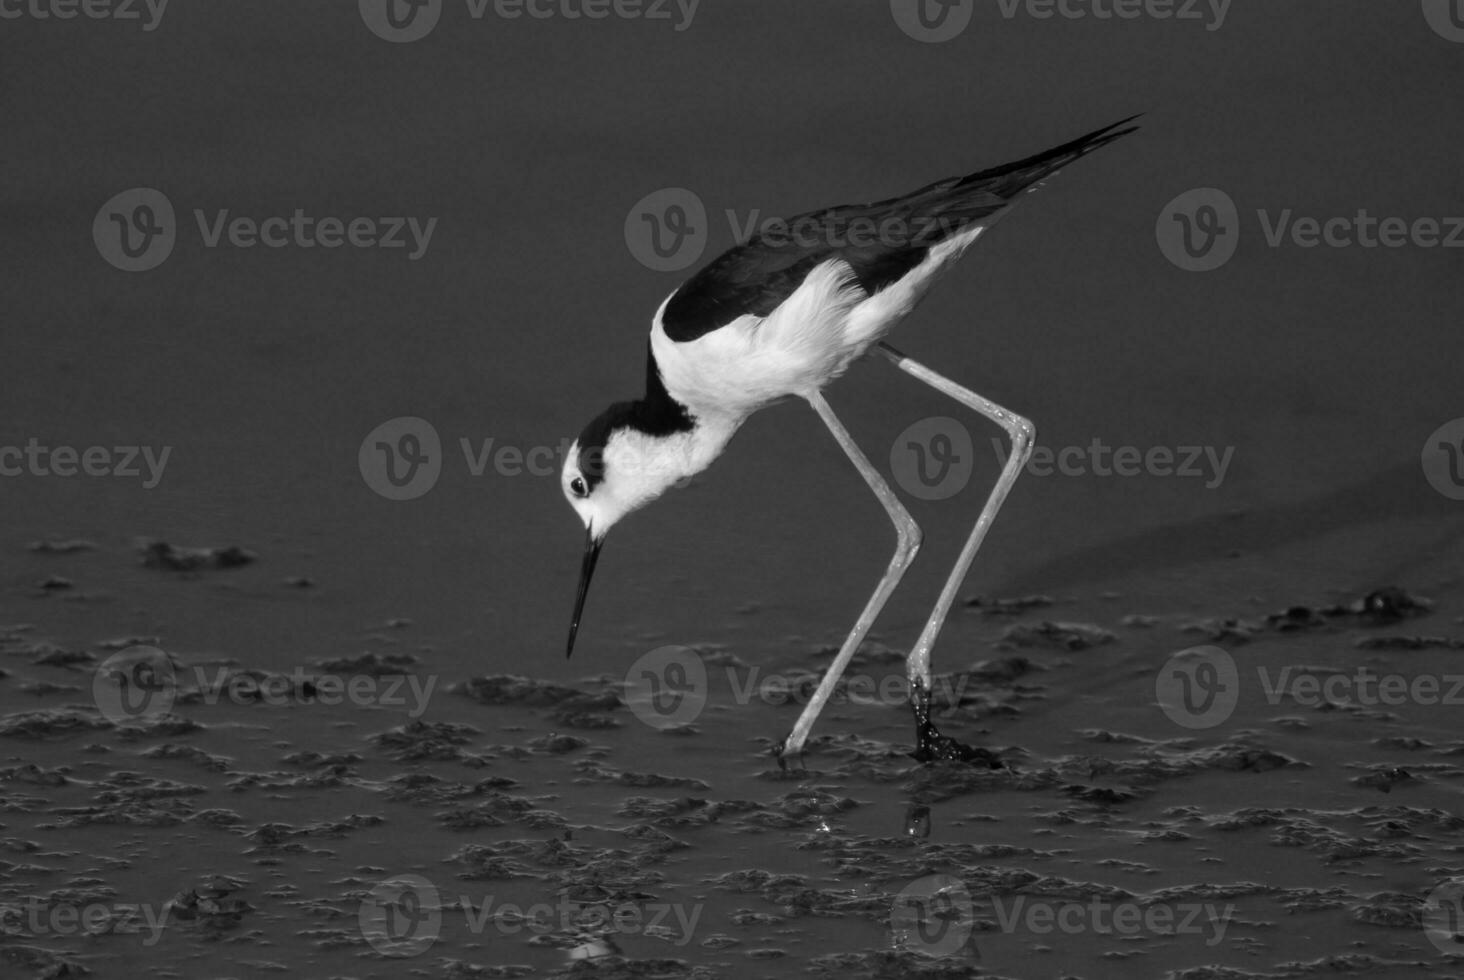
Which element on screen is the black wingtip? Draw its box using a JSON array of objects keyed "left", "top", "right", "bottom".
[
  {"left": 1035, "top": 112, "right": 1145, "bottom": 163},
  {"left": 1105, "top": 111, "right": 1146, "bottom": 132},
  {"left": 954, "top": 113, "right": 1143, "bottom": 195},
  {"left": 1080, "top": 112, "right": 1144, "bottom": 151}
]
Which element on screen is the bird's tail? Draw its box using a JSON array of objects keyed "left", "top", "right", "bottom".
[{"left": 836, "top": 115, "right": 1140, "bottom": 348}]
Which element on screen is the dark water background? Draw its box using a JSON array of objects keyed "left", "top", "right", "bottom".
[{"left": 3, "top": 2, "right": 1464, "bottom": 977}]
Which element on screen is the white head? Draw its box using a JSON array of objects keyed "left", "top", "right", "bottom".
[
  {"left": 561, "top": 401, "right": 703, "bottom": 657},
  {"left": 561, "top": 413, "right": 698, "bottom": 541}
]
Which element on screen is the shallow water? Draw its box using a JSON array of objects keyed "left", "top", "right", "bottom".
[
  {"left": 6, "top": 549, "right": 1464, "bottom": 978},
  {"left": 4, "top": 2, "right": 1464, "bottom": 977}
]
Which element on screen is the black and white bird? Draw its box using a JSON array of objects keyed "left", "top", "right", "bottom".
[{"left": 562, "top": 117, "right": 1139, "bottom": 761}]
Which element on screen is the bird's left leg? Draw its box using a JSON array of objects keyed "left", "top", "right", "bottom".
[
  {"left": 876, "top": 341, "right": 1033, "bottom": 764},
  {"left": 776, "top": 389, "right": 923, "bottom": 765}
]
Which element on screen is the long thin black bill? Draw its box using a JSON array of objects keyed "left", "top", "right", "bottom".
[{"left": 566, "top": 528, "right": 603, "bottom": 658}]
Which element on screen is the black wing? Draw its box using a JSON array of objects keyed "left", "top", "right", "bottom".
[{"left": 660, "top": 115, "right": 1140, "bottom": 343}]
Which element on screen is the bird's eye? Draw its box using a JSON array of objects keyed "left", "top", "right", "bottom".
[{"left": 570, "top": 476, "right": 587, "bottom": 497}]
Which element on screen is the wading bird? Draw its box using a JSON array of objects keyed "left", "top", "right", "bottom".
[{"left": 562, "top": 117, "right": 1138, "bottom": 762}]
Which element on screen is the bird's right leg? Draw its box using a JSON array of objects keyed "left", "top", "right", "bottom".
[
  {"left": 875, "top": 341, "right": 1030, "bottom": 766},
  {"left": 776, "top": 390, "right": 922, "bottom": 764}
]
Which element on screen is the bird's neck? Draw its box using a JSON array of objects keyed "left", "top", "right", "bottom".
[
  {"left": 640, "top": 344, "right": 743, "bottom": 481},
  {"left": 679, "top": 410, "right": 742, "bottom": 478}
]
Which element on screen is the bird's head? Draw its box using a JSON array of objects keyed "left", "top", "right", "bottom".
[{"left": 561, "top": 401, "right": 698, "bottom": 657}]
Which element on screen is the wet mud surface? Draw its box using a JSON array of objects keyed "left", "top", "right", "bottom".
[{"left": 5, "top": 538, "right": 1464, "bottom": 979}]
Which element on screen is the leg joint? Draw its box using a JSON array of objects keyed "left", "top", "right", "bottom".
[
  {"left": 1008, "top": 414, "right": 1036, "bottom": 461},
  {"left": 896, "top": 520, "right": 923, "bottom": 562}
]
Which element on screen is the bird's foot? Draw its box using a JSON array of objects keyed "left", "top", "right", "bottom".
[
  {"left": 908, "top": 679, "right": 1004, "bottom": 767},
  {"left": 772, "top": 733, "right": 806, "bottom": 772}
]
